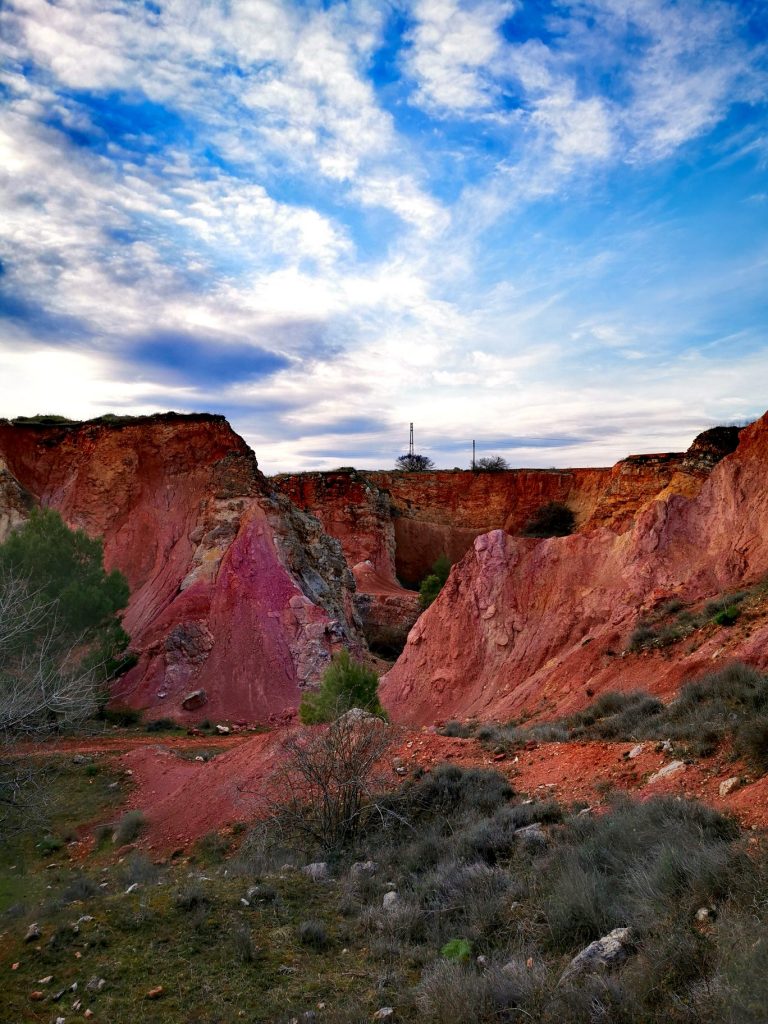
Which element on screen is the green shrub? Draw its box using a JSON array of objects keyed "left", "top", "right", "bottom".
[
  {"left": 145, "top": 717, "right": 180, "bottom": 732},
  {"left": 714, "top": 605, "right": 741, "bottom": 626},
  {"left": 734, "top": 716, "right": 768, "bottom": 774},
  {"left": 99, "top": 705, "right": 141, "bottom": 727},
  {"left": 299, "top": 649, "right": 385, "bottom": 724},
  {"left": 299, "top": 919, "right": 330, "bottom": 949},
  {"left": 419, "top": 554, "right": 451, "bottom": 610},
  {"left": 520, "top": 501, "right": 575, "bottom": 538},
  {"left": 62, "top": 874, "right": 100, "bottom": 903},
  {"left": 441, "top": 937, "right": 473, "bottom": 961},
  {"left": 37, "top": 834, "right": 64, "bottom": 855},
  {"left": 113, "top": 809, "right": 145, "bottom": 845}
]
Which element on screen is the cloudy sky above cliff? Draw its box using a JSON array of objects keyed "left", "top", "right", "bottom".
[{"left": 1, "top": 0, "right": 766, "bottom": 471}]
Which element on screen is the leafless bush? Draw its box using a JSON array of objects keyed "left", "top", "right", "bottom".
[
  {"left": 0, "top": 571, "right": 99, "bottom": 738},
  {"left": 268, "top": 712, "right": 395, "bottom": 855},
  {"left": 0, "top": 570, "right": 101, "bottom": 835}
]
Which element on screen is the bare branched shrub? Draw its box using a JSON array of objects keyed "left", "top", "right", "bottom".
[
  {"left": 269, "top": 713, "right": 394, "bottom": 855},
  {"left": 0, "top": 570, "right": 103, "bottom": 836},
  {"left": 0, "top": 571, "right": 99, "bottom": 737}
]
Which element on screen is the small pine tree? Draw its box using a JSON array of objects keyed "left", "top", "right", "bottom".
[
  {"left": 0, "top": 507, "right": 130, "bottom": 671},
  {"left": 418, "top": 554, "right": 451, "bottom": 610},
  {"left": 299, "top": 650, "right": 386, "bottom": 724}
]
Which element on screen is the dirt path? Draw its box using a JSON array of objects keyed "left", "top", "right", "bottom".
[{"left": 6, "top": 731, "right": 252, "bottom": 757}]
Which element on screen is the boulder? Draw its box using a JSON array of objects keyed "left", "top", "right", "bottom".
[
  {"left": 302, "top": 862, "right": 329, "bottom": 882},
  {"left": 560, "top": 927, "right": 634, "bottom": 982},
  {"left": 182, "top": 689, "right": 207, "bottom": 711},
  {"left": 648, "top": 760, "right": 685, "bottom": 784},
  {"left": 719, "top": 776, "right": 741, "bottom": 797},
  {"left": 350, "top": 860, "right": 378, "bottom": 878}
]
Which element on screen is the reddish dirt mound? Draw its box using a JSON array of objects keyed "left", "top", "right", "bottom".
[
  {"left": 121, "top": 731, "right": 288, "bottom": 850},
  {"left": 113, "top": 727, "right": 768, "bottom": 852}
]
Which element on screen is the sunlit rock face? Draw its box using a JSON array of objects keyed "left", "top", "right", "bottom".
[
  {"left": 379, "top": 418, "right": 766, "bottom": 726},
  {"left": 0, "top": 414, "right": 362, "bottom": 723}
]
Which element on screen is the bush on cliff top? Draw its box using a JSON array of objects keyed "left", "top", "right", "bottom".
[{"left": 299, "top": 649, "right": 386, "bottom": 724}]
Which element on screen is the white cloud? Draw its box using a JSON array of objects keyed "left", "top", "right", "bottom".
[{"left": 405, "top": 0, "right": 516, "bottom": 113}]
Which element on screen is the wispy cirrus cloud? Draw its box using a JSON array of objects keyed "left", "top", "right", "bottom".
[{"left": 0, "top": 0, "right": 766, "bottom": 471}]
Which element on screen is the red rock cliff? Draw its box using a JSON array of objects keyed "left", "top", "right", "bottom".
[
  {"left": 380, "top": 418, "right": 766, "bottom": 724},
  {"left": 276, "top": 428, "right": 736, "bottom": 588},
  {"left": 0, "top": 414, "right": 362, "bottom": 723}
]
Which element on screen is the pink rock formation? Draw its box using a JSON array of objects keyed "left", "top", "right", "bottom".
[
  {"left": 0, "top": 414, "right": 362, "bottom": 722},
  {"left": 380, "top": 417, "right": 767, "bottom": 724}
]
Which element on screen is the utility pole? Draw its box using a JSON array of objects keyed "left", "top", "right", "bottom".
[
  {"left": 472, "top": 439, "right": 475, "bottom": 471},
  {"left": 409, "top": 422, "right": 414, "bottom": 457}
]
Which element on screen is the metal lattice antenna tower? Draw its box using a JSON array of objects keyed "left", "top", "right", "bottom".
[{"left": 409, "top": 422, "right": 414, "bottom": 457}]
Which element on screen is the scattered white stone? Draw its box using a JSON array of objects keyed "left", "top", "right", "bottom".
[
  {"left": 216, "top": 724, "right": 230, "bottom": 735},
  {"left": 37, "top": 976, "right": 53, "bottom": 984},
  {"left": 350, "top": 860, "right": 378, "bottom": 878},
  {"left": 240, "top": 898, "right": 250, "bottom": 906},
  {"left": 302, "top": 862, "right": 329, "bottom": 882},
  {"left": 382, "top": 891, "right": 399, "bottom": 910},
  {"left": 515, "top": 823, "right": 547, "bottom": 847},
  {"left": 648, "top": 760, "right": 685, "bottom": 784},
  {"left": 660, "top": 740, "right": 674, "bottom": 753},
  {"left": 719, "top": 776, "right": 741, "bottom": 798},
  {"left": 24, "top": 922, "right": 41, "bottom": 942},
  {"left": 628, "top": 743, "right": 645, "bottom": 759},
  {"left": 695, "top": 907, "right": 716, "bottom": 923},
  {"left": 373, "top": 1008, "right": 394, "bottom": 1019},
  {"left": 195, "top": 755, "right": 205, "bottom": 762},
  {"left": 125, "top": 882, "right": 139, "bottom": 894},
  {"left": 338, "top": 707, "right": 376, "bottom": 725}
]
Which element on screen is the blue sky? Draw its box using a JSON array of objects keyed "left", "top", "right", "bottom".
[{"left": 0, "top": 0, "right": 766, "bottom": 472}]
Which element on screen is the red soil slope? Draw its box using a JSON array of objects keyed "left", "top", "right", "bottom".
[
  {"left": 380, "top": 416, "right": 768, "bottom": 725},
  {"left": 0, "top": 415, "right": 362, "bottom": 723},
  {"left": 116, "top": 725, "right": 768, "bottom": 852}
]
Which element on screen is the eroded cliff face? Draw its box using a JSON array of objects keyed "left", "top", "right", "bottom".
[
  {"left": 275, "top": 427, "right": 738, "bottom": 590},
  {"left": 0, "top": 414, "right": 362, "bottom": 722},
  {"left": 379, "top": 419, "right": 765, "bottom": 725}
]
